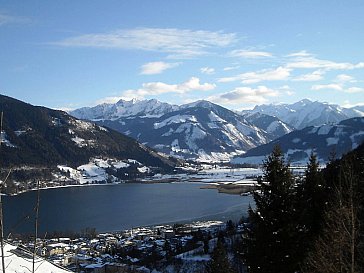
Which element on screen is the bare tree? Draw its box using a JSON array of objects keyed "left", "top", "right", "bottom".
[{"left": 303, "top": 160, "right": 360, "bottom": 273}]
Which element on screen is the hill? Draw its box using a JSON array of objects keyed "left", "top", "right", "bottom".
[{"left": 0, "top": 95, "right": 178, "bottom": 192}]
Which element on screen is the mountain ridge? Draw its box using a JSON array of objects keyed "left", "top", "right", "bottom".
[
  {"left": 0, "top": 95, "right": 179, "bottom": 192},
  {"left": 71, "top": 99, "right": 294, "bottom": 161},
  {"left": 232, "top": 116, "right": 364, "bottom": 165}
]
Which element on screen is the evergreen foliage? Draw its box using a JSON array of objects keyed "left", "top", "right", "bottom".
[
  {"left": 296, "top": 153, "right": 326, "bottom": 255},
  {"left": 242, "top": 143, "right": 364, "bottom": 272},
  {"left": 207, "top": 237, "right": 235, "bottom": 273},
  {"left": 0, "top": 94, "right": 178, "bottom": 183},
  {"left": 302, "top": 144, "right": 364, "bottom": 273},
  {"left": 244, "top": 145, "right": 301, "bottom": 273}
]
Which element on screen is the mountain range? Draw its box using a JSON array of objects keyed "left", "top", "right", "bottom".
[
  {"left": 232, "top": 117, "right": 364, "bottom": 165},
  {"left": 72, "top": 100, "right": 293, "bottom": 161},
  {"left": 71, "top": 98, "right": 364, "bottom": 162},
  {"left": 245, "top": 99, "right": 364, "bottom": 129}
]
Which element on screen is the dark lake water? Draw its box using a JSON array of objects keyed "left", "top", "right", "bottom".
[{"left": 3, "top": 183, "right": 253, "bottom": 235}]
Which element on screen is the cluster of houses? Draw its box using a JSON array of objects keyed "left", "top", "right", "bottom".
[{"left": 8, "top": 221, "right": 227, "bottom": 273}]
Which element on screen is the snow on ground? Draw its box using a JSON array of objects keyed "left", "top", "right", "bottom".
[
  {"left": 137, "top": 166, "right": 150, "bottom": 173},
  {"left": 2, "top": 243, "right": 70, "bottom": 273},
  {"left": 15, "top": 128, "right": 32, "bottom": 136},
  {"left": 154, "top": 115, "right": 198, "bottom": 129},
  {"left": 71, "top": 136, "right": 88, "bottom": 147},
  {"left": 266, "top": 120, "right": 280, "bottom": 133},
  {"left": 57, "top": 158, "right": 136, "bottom": 184},
  {"left": 0, "top": 131, "right": 17, "bottom": 148},
  {"left": 326, "top": 137, "right": 339, "bottom": 146},
  {"left": 77, "top": 163, "right": 107, "bottom": 184},
  {"left": 196, "top": 151, "right": 238, "bottom": 163},
  {"left": 317, "top": 124, "right": 333, "bottom": 135},
  {"left": 162, "top": 128, "right": 174, "bottom": 137},
  {"left": 70, "top": 118, "right": 95, "bottom": 131},
  {"left": 350, "top": 131, "right": 364, "bottom": 149},
  {"left": 208, "top": 111, "right": 226, "bottom": 123}
]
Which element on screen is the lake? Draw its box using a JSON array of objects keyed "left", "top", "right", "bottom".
[{"left": 4, "top": 183, "right": 253, "bottom": 235}]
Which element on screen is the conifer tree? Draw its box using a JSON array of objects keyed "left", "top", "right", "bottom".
[
  {"left": 207, "top": 238, "right": 235, "bottom": 273},
  {"left": 244, "top": 145, "right": 300, "bottom": 273},
  {"left": 298, "top": 153, "right": 326, "bottom": 249},
  {"left": 302, "top": 155, "right": 363, "bottom": 273}
]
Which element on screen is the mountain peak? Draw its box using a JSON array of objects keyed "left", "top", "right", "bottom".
[
  {"left": 71, "top": 98, "right": 178, "bottom": 120},
  {"left": 181, "top": 100, "right": 219, "bottom": 110},
  {"left": 249, "top": 99, "right": 361, "bottom": 129}
]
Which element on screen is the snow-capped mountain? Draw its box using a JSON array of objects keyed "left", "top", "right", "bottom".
[
  {"left": 244, "top": 99, "right": 363, "bottom": 129},
  {"left": 232, "top": 117, "right": 364, "bottom": 165},
  {"left": 92, "top": 100, "right": 272, "bottom": 161},
  {"left": 70, "top": 98, "right": 179, "bottom": 120},
  {"left": 241, "top": 112, "right": 294, "bottom": 140}
]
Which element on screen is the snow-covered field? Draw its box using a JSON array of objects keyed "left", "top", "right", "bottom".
[{"left": 1, "top": 243, "right": 70, "bottom": 273}]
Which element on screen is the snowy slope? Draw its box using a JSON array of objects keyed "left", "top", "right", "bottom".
[
  {"left": 241, "top": 112, "right": 294, "bottom": 140},
  {"left": 95, "top": 100, "right": 271, "bottom": 161},
  {"left": 0, "top": 95, "right": 177, "bottom": 176},
  {"left": 245, "top": 99, "right": 363, "bottom": 129},
  {"left": 232, "top": 117, "right": 364, "bottom": 165},
  {"left": 1, "top": 243, "right": 70, "bottom": 273}
]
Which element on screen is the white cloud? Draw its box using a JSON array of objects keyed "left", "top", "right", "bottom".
[
  {"left": 286, "top": 50, "right": 313, "bottom": 58},
  {"left": 312, "top": 81, "right": 364, "bottom": 93},
  {"left": 223, "top": 65, "right": 240, "bottom": 71},
  {"left": 293, "top": 70, "right": 325, "bottom": 81},
  {"left": 228, "top": 49, "right": 273, "bottom": 58},
  {"left": 345, "top": 87, "right": 364, "bottom": 93},
  {"left": 200, "top": 67, "right": 215, "bottom": 75},
  {"left": 209, "top": 86, "right": 279, "bottom": 105},
  {"left": 120, "top": 77, "right": 216, "bottom": 100},
  {"left": 286, "top": 54, "right": 364, "bottom": 71},
  {"left": 342, "top": 101, "right": 364, "bottom": 108},
  {"left": 311, "top": 84, "right": 343, "bottom": 91},
  {"left": 218, "top": 66, "right": 291, "bottom": 84},
  {"left": 53, "top": 27, "right": 237, "bottom": 59},
  {"left": 335, "top": 74, "right": 356, "bottom": 83},
  {"left": 140, "top": 61, "right": 179, "bottom": 75},
  {"left": 0, "top": 13, "right": 30, "bottom": 26}
]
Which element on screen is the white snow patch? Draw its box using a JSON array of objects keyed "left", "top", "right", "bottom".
[
  {"left": 162, "top": 128, "right": 174, "bottom": 137},
  {"left": 1, "top": 243, "right": 70, "bottom": 273},
  {"left": 292, "top": 138, "right": 301, "bottom": 143},
  {"left": 350, "top": 131, "right": 364, "bottom": 149},
  {"left": 0, "top": 131, "right": 16, "bottom": 148},
  {"left": 317, "top": 124, "right": 333, "bottom": 135},
  {"left": 72, "top": 136, "right": 88, "bottom": 147},
  {"left": 137, "top": 166, "right": 150, "bottom": 173},
  {"left": 77, "top": 163, "right": 107, "bottom": 184},
  {"left": 14, "top": 127, "right": 31, "bottom": 136},
  {"left": 266, "top": 120, "right": 280, "bottom": 133},
  {"left": 208, "top": 111, "right": 226, "bottom": 123},
  {"left": 326, "top": 137, "right": 339, "bottom": 146},
  {"left": 98, "top": 126, "right": 108, "bottom": 132},
  {"left": 112, "top": 161, "right": 130, "bottom": 168},
  {"left": 71, "top": 119, "right": 95, "bottom": 131},
  {"left": 154, "top": 115, "right": 197, "bottom": 129},
  {"left": 308, "top": 127, "right": 319, "bottom": 134}
]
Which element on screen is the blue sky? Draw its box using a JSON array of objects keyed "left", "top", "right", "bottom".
[{"left": 1, "top": 0, "right": 364, "bottom": 110}]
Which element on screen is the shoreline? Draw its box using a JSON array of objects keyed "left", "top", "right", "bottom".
[{"left": 7, "top": 177, "right": 258, "bottom": 197}]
